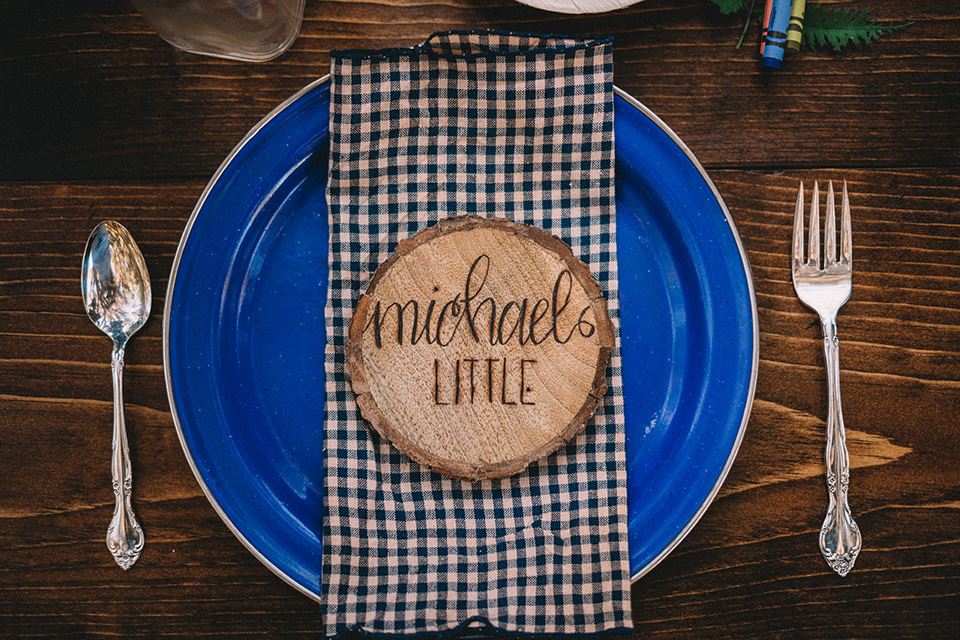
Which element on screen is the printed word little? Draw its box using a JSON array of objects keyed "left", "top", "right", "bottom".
[{"left": 434, "top": 357, "right": 537, "bottom": 406}]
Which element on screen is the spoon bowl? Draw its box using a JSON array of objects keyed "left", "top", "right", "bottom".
[
  {"left": 82, "top": 220, "right": 151, "bottom": 569},
  {"left": 82, "top": 221, "right": 152, "bottom": 345}
]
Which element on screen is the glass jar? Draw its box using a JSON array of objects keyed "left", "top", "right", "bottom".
[{"left": 131, "top": 0, "right": 305, "bottom": 62}]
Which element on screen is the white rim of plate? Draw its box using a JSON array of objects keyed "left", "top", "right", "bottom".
[{"left": 514, "top": 0, "right": 643, "bottom": 15}]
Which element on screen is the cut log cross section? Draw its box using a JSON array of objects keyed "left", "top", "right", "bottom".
[{"left": 346, "top": 215, "right": 613, "bottom": 481}]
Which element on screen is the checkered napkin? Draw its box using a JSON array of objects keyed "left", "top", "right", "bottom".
[{"left": 323, "top": 31, "right": 633, "bottom": 638}]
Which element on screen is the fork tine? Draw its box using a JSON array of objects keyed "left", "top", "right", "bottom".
[
  {"left": 825, "top": 181, "right": 837, "bottom": 264},
  {"left": 841, "top": 180, "right": 852, "bottom": 264},
  {"left": 809, "top": 181, "right": 820, "bottom": 268},
  {"left": 793, "top": 181, "right": 805, "bottom": 267}
]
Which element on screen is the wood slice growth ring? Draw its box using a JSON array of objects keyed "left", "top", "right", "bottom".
[{"left": 346, "top": 216, "right": 614, "bottom": 481}]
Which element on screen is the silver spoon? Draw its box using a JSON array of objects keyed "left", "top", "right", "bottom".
[{"left": 81, "top": 221, "right": 151, "bottom": 570}]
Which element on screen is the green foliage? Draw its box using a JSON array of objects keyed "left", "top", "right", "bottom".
[
  {"left": 711, "top": 0, "right": 748, "bottom": 16},
  {"left": 801, "top": 5, "right": 913, "bottom": 52},
  {"left": 712, "top": 0, "right": 912, "bottom": 54}
]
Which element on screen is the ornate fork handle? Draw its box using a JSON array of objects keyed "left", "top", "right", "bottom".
[
  {"left": 818, "top": 316, "right": 861, "bottom": 576},
  {"left": 106, "top": 344, "right": 144, "bottom": 570}
]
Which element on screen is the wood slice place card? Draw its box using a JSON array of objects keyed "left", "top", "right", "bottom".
[{"left": 346, "top": 216, "right": 613, "bottom": 481}]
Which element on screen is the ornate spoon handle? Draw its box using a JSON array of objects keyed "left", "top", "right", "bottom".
[
  {"left": 106, "top": 344, "right": 144, "bottom": 570},
  {"left": 818, "top": 318, "right": 861, "bottom": 576}
]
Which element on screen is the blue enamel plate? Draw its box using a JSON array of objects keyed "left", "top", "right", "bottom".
[{"left": 164, "top": 78, "right": 758, "bottom": 599}]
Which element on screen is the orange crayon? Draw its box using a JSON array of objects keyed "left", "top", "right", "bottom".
[{"left": 760, "top": 0, "right": 774, "bottom": 55}]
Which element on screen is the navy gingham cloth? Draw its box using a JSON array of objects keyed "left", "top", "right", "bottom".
[{"left": 323, "top": 31, "right": 633, "bottom": 638}]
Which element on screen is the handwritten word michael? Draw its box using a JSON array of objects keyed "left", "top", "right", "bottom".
[{"left": 363, "top": 254, "right": 596, "bottom": 349}]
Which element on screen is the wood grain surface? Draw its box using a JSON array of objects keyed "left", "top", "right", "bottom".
[{"left": 1, "top": 0, "right": 958, "bottom": 637}]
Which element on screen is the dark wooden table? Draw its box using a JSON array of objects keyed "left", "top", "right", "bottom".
[{"left": 2, "top": 0, "right": 958, "bottom": 637}]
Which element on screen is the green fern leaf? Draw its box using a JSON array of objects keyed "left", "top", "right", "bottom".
[
  {"left": 711, "top": 0, "right": 747, "bottom": 16},
  {"left": 803, "top": 4, "right": 912, "bottom": 52}
]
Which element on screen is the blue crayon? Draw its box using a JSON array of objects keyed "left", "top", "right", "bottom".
[{"left": 762, "top": 0, "right": 792, "bottom": 69}]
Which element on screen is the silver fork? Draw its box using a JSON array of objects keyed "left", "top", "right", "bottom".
[{"left": 792, "top": 180, "right": 862, "bottom": 576}]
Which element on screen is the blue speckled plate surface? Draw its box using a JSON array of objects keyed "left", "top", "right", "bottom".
[{"left": 163, "top": 78, "right": 757, "bottom": 600}]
